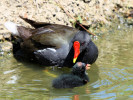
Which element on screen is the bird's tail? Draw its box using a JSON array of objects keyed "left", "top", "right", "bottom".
[
  {"left": 4, "top": 21, "right": 20, "bottom": 36},
  {"left": 19, "top": 16, "right": 51, "bottom": 28}
]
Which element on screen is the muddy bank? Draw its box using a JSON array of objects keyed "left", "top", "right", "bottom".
[{"left": 0, "top": 0, "right": 133, "bottom": 52}]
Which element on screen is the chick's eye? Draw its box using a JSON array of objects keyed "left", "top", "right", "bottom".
[{"left": 81, "top": 42, "right": 85, "bottom": 46}]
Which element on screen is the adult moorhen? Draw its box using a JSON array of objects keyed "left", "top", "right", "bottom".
[{"left": 4, "top": 16, "right": 98, "bottom": 67}]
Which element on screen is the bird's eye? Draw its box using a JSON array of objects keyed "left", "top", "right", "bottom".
[{"left": 81, "top": 42, "right": 85, "bottom": 46}]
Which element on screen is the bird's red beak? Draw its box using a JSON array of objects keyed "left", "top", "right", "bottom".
[{"left": 73, "top": 41, "right": 80, "bottom": 63}]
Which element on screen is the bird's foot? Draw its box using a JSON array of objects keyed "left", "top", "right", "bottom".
[{"left": 86, "top": 64, "right": 91, "bottom": 70}]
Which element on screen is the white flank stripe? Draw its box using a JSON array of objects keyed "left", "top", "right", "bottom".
[
  {"left": 37, "top": 48, "right": 56, "bottom": 53},
  {"left": 47, "top": 48, "right": 56, "bottom": 52}
]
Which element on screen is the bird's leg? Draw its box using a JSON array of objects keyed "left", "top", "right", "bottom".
[{"left": 51, "top": 66, "right": 55, "bottom": 71}]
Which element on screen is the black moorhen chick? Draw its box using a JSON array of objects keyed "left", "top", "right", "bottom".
[
  {"left": 52, "top": 62, "right": 89, "bottom": 88},
  {"left": 4, "top": 16, "right": 98, "bottom": 67}
]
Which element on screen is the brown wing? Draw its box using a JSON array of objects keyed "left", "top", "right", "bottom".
[
  {"left": 20, "top": 24, "right": 78, "bottom": 52},
  {"left": 31, "top": 25, "right": 78, "bottom": 48}
]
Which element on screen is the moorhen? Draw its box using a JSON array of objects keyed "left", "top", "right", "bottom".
[
  {"left": 52, "top": 62, "right": 89, "bottom": 88},
  {"left": 4, "top": 16, "right": 98, "bottom": 67}
]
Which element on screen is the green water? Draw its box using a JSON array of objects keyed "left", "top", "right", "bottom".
[{"left": 0, "top": 23, "right": 133, "bottom": 100}]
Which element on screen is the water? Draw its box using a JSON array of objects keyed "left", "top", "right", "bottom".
[{"left": 0, "top": 23, "right": 133, "bottom": 100}]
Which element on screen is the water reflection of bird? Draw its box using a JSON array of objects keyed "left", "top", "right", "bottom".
[
  {"left": 52, "top": 62, "right": 89, "bottom": 88},
  {"left": 4, "top": 16, "right": 98, "bottom": 67}
]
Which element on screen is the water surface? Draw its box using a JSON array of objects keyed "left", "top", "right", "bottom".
[{"left": 0, "top": 23, "right": 133, "bottom": 100}]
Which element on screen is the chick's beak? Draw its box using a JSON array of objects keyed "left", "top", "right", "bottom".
[{"left": 73, "top": 41, "right": 80, "bottom": 63}]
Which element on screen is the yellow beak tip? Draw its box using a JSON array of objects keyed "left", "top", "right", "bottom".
[{"left": 73, "top": 58, "right": 77, "bottom": 63}]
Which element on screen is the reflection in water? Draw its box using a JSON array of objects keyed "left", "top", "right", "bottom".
[
  {"left": 0, "top": 23, "right": 133, "bottom": 100},
  {"left": 90, "top": 24, "right": 133, "bottom": 100}
]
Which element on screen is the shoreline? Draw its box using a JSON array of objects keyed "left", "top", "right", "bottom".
[{"left": 0, "top": 0, "right": 133, "bottom": 52}]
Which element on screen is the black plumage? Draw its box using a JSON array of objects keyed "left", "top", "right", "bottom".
[{"left": 52, "top": 62, "right": 89, "bottom": 88}]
